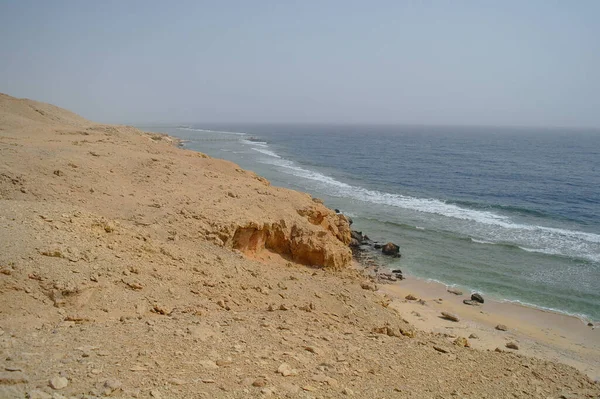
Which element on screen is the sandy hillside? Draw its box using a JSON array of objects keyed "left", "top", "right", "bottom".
[{"left": 0, "top": 93, "right": 598, "bottom": 398}]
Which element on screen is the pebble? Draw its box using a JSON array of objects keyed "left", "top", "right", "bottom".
[
  {"left": 469, "top": 333, "right": 479, "bottom": 339},
  {"left": 447, "top": 288, "right": 463, "bottom": 295},
  {"left": 506, "top": 342, "right": 519, "bottom": 350},
  {"left": 441, "top": 312, "right": 460, "bottom": 322},
  {"left": 49, "top": 376, "right": 68, "bottom": 390},
  {"left": 150, "top": 389, "right": 162, "bottom": 398},
  {"left": 463, "top": 299, "right": 480, "bottom": 306},
  {"left": 471, "top": 293, "right": 485, "bottom": 303},
  {"left": 433, "top": 346, "right": 450, "bottom": 354},
  {"left": 277, "top": 363, "right": 298, "bottom": 377},
  {"left": 495, "top": 324, "right": 508, "bottom": 331},
  {"left": 360, "top": 281, "right": 377, "bottom": 291},
  {"left": 342, "top": 387, "right": 355, "bottom": 395},
  {"left": 453, "top": 337, "right": 470, "bottom": 347},
  {"left": 405, "top": 294, "right": 417, "bottom": 301},
  {"left": 252, "top": 378, "right": 267, "bottom": 387}
]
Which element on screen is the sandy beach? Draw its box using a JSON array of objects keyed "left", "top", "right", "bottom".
[
  {"left": 377, "top": 275, "right": 600, "bottom": 381},
  {"left": 1, "top": 93, "right": 599, "bottom": 398}
]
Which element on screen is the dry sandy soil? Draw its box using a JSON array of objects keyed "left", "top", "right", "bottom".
[{"left": 1, "top": 92, "right": 599, "bottom": 398}]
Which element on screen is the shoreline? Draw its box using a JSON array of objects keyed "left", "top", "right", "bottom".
[
  {"left": 1, "top": 93, "right": 599, "bottom": 397},
  {"left": 376, "top": 271, "right": 600, "bottom": 380},
  {"left": 167, "top": 132, "right": 600, "bottom": 379},
  {"left": 127, "top": 127, "right": 600, "bottom": 380}
]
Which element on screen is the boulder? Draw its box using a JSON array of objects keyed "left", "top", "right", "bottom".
[
  {"left": 441, "top": 312, "right": 460, "bottom": 322},
  {"left": 471, "top": 293, "right": 484, "bottom": 303},
  {"left": 381, "top": 242, "right": 400, "bottom": 257},
  {"left": 505, "top": 342, "right": 519, "bottom": 350},
  {"left": 351, "top": 230, "right": 364, "bottom": 242}
]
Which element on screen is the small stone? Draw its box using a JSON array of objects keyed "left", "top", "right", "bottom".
[
  {"left": 277, "top": 363, "right": 297, "bottom": 377},
  {"left": 441, "top": 312, "right": 459, "bottom": 322},
  {"left": 453, "top": 337, "right": 470, "bottom": 347},
  {"left": 447, "top": 288, "right": 463, "bottom": 295},
  {"left": 405, "top": 294, "right": 417, "bottom": 301},
  {"left": 302, "top": 385, "right": 316, "bottom": 391},
  {"left": 342, "top": 387, "right": 355, "bottom": 395},
  {"left": 506, "top": 342, "right": 519, "bottom": 350},
  {"left": 279, "top": 304, "right": 289, "bottom": 311},
  {"left": 471, "top": 293, "right": 484, "bottom": 303},
  {"left": 463, "top": 299, "right": 480, "bottom": 306},
  {"left": 587, "top": 322, "right": 593, "bottom": 327},
  {"left": 433, "top": 346, "right": 450, "bottom": 354},
  {"left": 360, "top": 281, "right": 377, "bottom": 291},
  {"left": 152, "top": 305, "right": 172, "bottom": 315},
  {"left": 169, "top": 378, "right": 186, "bottom": 386},
  {"left": 469, "top": 333, "right": 479, "bottom": 339},
  {"left": 150, "top": 389, "right": 162, "bottom": 398},
  {"left": 49, "top": 376, "right": 68, "bottom": 390},
  {"left": 495, "top": 324, "right": 508, "bottom": 331},
  {"left": 252, "top": 378, "right": 267, "bottom": 388}
]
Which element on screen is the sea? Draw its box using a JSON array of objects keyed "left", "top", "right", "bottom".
[{"left": 141, "top": 124, "right": 600, "bottom": 322}]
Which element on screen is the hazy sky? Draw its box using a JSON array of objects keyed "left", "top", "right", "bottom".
[{"left": 1, "top": 1, "right": 599, "bottom": 127}]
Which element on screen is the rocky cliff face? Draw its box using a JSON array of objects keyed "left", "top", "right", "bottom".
[{"left": 0, "top": 92, "right": 352, "bottom": 270}]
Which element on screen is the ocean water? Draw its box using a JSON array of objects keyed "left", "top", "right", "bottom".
[{"left": 142, "top": 124, "right": 600, "bottom": 321}]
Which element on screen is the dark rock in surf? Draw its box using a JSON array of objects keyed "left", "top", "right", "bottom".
[
  {"left": 471, "top": 293, "right": 484, "bottom": 304},
  {"left": 381, "top": 242, "right": 400, "bottom": 257},
  {"left": 391, "top": 269, "right": 403, "bottom": 275},
  {"left": 351, "top": 230, "right": 364, "bottom": 242},
  {"left": 373, "top": 244, "right": 382, "bottom": 249},
  {"left": 334, "top": 209, "right": 340, "bottom": 213},
  {"left": 349, "top": 238, "right": 361, "bottom": 248}
]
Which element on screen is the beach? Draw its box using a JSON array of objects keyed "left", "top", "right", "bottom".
[
  {"left": 378, "top": 275, "right": 600, "bottom": 381},
  {"left": 1, "top": 93, "right": 599, "bottom": 398}
]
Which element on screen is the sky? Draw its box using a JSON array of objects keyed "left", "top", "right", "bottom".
[{"left": 1, "top": 1, "right": 599, "bottom": 127}]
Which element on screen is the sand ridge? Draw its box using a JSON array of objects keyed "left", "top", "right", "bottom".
[{"left": 0, "top": 93, "right": 599, "bottom": 398}]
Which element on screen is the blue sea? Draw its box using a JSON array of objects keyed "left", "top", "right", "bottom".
[{"left": 143, "top": 124, "right": 600, "bottom": 321}]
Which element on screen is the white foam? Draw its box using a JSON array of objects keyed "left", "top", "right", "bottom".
[
  {"left": 241, "top": 139, "right": 268, "bottom": 147},
  {"left": 256, "top": 153, "right": 600, "bottom": 263},
  {"left": 471, "top": 238, "right": 496, "bottom": 245},
  {"left": 251, "top": 148, "right": 281, "bottom": 158}
]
